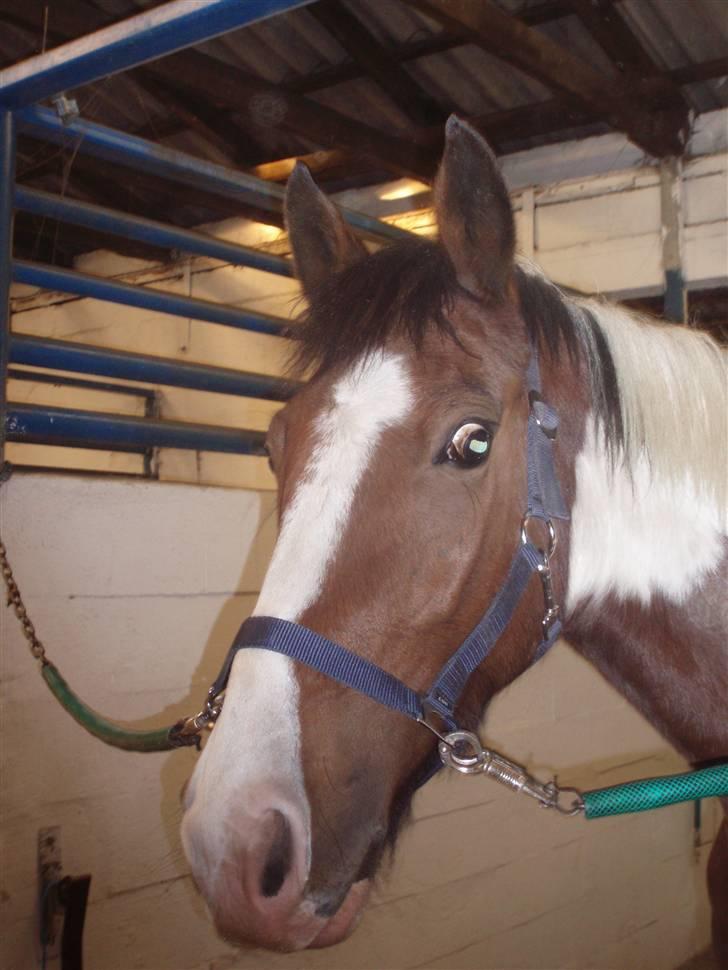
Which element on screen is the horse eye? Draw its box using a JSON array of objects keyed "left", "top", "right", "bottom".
[{"left": 445, "top": 422, "right": 492, "bottom": 467}]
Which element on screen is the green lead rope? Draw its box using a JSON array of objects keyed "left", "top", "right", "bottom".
[
  {"left": 41, "top": 662, "right": 185, "bottom": 753},
  {"left": 35, "top": 662, "right": 728, "bottom": 810},
  {"left": 583, "top": 764, "right": 728, "bottom": 819}
]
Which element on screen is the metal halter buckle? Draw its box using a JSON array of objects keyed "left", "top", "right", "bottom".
[
  {"left": 528, "top": 390, "right": 558, "bottom": 439},
  {"left": 520, "top": 515, "right": 560, "bottom": 638},
  {"left": 172, "top": 689, "right": 223, "bottom": 748}
]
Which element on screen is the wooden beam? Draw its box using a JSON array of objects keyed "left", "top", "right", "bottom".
[
  {"left": 250, "top": 148, "right": 354, "bottom": 182},
  {"left": 404, "top": 0, "right": 689, "bottom": 157},
  {"left": 290, "top": 0, "right": 573, "bottom": 96},
  {"left": 670, "top": 56, "right": 728, "bottom": 87},
  {"left": 143, "top": 49, "right": 436, "bottom": 180},
  {"left": 308, "top": 0, "right": 444, "bottom": 127},
  {"left": 569, "top": 0, "right": 657, "bottom": 74},
  {"left": 659, "top": 156, "right": 686, "bottom": 323},
  {"left": 568, "top": 0, "right": 688, "bottom": 122}
]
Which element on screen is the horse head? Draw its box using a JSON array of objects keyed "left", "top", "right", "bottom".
[{"left": 179, "top": 117, "right": 576, "bottom": 950}]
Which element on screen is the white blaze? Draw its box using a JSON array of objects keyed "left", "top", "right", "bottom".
[{"left": 183, "top": 353, "right": 413, "bottom": 888}]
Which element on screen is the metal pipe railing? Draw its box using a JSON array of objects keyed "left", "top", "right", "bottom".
[
  {"left": 13, "top": 260, "right": 288, "bottom": 335},
  {"left": 9, "top": 335, "right": 297, "bottom": 401},
  {"left": 8, "top": 367, "right": 157, "bottom": 401},
  {"left": 7, "top": 403, "right": 267, "bottom": 455},
  {"left": 15, "top": 187, "right": 294, "bottom": 277},
  {"left": 0, "top": 111, "right": 15, "bottom": 467},
  {"left": 16, "top": 107, "right": 413, "bottom": 244}
]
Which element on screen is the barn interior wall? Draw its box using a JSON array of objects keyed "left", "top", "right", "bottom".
[
  {"left": 1, "top": 473, "right": 721, "bottom": 970},
  {"left": 2, "top": 117, "right": 726, "bottom": 968}
]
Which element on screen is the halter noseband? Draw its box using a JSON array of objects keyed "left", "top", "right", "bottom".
[{"left": 175, "top": 352, "right": 569, "bottom": 759}]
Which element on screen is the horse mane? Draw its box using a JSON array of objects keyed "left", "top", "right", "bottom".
[
  {"left": 288, "top": 238, "right": 726, "bottom": 509},
  {"left": 575, "top": 294, "right": 727, "bottom": 510}
]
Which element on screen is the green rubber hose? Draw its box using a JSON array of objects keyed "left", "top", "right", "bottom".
[
  {"left": 583, "top": 764, "right": 728, "bottom": 819},
  {"left": 41, "top": 662, "right": 186, "bottom": 752}
]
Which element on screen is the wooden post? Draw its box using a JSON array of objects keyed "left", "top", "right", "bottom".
[{"left": 660, "top": 157, "right": 687, "bottom": 323}]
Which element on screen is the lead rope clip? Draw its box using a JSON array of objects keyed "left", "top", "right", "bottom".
[{"left": 438, "top": 730, "right": 584, "bottom": 817}]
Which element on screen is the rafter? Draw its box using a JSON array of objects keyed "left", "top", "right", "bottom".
[
  {"left": 670, "top": 56, "right": 728, "bottom": 86},
  {"left": 308, "top": 0, "right": 444, "bottom": 127},
  {"left": 143, "top": 49, "right": 436, "bottom": 180},
  {"left": 291, "top": 0, "right": 573, "bottom": 96},
  {"left": 403, "top": 0, "right": 689, "bottom": 157},
  {"left": 568, "top": 0, "right": 687, "bottom": 117}
]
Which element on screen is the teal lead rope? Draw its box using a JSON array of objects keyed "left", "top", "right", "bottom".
[{"left": 583, "top": 764, "right": 728, "bottom": 819}]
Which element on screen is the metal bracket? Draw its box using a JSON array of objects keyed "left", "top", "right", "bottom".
[{"left": 51, "top": 94, "right": 80, "bottom": 126}]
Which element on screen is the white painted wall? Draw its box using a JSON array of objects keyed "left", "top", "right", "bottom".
[{"left": 0, "top": 474, "right": 721, "bottom": 970}]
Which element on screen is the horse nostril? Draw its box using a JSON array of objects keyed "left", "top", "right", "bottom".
[{"left": 259, "top": 809, "right": 293, "bottom": 898}]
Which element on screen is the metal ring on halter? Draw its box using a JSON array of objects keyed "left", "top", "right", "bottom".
[
  {"left": 520, "top": 514, "right": 557, "bottom": 560},
  {"left": 437, "top": 730, "right": 486, "bottom": 774}
]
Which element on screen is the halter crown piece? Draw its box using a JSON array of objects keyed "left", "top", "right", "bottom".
[{"left": 173, "top": 350, "right": 569, "bottom": 767}]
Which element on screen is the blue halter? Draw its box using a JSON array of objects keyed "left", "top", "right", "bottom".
[{"left": 202, "top": 352, "right": 569, "bottom": 748}]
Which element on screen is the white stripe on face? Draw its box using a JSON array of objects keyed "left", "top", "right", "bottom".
[
  {"left": 255, "top": 352, "right": 414, "bottom": 621},
  {"left": 566, "top": 418, "right": 725, "bottom": 612},
  {"left": 183, "top": 353, "right": 413, "bottom": 893}
]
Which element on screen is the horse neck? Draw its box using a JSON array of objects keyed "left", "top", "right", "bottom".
[{"left": 543, "top": 302, "right": 728, "bottom": 763}]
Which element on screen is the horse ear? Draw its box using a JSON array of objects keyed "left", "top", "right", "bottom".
[
  {"left": 284, "top": 162, "right": 367, "bottom": 296},
  {"left": 435, "top": 116, "right": 515, "bottom": 299}
]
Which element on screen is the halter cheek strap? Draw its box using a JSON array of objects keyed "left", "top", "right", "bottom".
[{"left": 193, "top": 351, "right": 568, "bottom": 747}]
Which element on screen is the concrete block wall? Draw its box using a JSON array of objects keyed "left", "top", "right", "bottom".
[{"left": 1, "top": 474, "right": 720, "bottom": 970}]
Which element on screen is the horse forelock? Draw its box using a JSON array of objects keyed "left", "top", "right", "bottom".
[{"left": 286, "top": 238, "right": 460, "bottom": 378}]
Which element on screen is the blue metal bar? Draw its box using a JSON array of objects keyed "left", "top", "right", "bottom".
[
  {"left": 16, "top": 107, "right": 414, "bottom": 244},
  {"left": 0, "top": 110, "right": 15, "bottom": 467},
  {"left": 6, "top": 402, "right": 267, "bottom": 455},
  {"left": 12, "top": 260, "right": 288, "bottom": 335},
  {"left": 9, "top": 334, "right": 297, "bottom": 401},
  {"left": 0, "top": 0, "right": 313, "bottom": 109},
  {"left": 8, "top": 367, "right": 156, "bottom": 400},
  {"left": 15, "top": 187, "right": 294, "bottom": 277}
]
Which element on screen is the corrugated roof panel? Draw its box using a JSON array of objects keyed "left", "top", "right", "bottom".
[
  {"left": 342, "top": 0, "right": 444, "bottom": 47},
  {"left": 309, "top": 76, "right": 417, "bottom": 134}
]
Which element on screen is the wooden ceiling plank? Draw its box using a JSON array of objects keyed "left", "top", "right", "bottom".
[
  {"left": 403, "top": 0, "right": 689, "bottom": 157},
  {"left": 308, "top": 0, "right": 444, "bottom": 126}
]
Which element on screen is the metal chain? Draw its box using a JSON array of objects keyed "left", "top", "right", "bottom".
[{"left": 1, "top": 534, "right": 48, "bottom": 665}]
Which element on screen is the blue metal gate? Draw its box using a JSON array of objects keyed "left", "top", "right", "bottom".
[{"left": 0, "top": 0, "right": 410, "bottom": 469}]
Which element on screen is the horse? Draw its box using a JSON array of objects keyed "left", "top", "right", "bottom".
[{"left": 180, "top": 117, "right": 728, "bottom": 959}]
